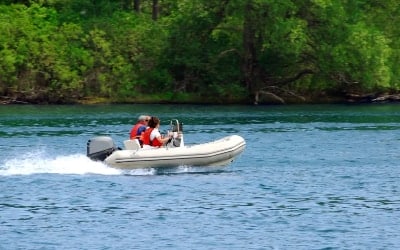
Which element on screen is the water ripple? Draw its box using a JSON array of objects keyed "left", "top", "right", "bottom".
[{"left": 1, "top": 104, "right": 400, "bottom": 249}]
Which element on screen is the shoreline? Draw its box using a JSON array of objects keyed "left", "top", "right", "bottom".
[{"left": 2, "top": 93, "right": 400, "bottom": 105}]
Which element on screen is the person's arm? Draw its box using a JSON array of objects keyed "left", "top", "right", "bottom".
[
  {"left": 155, "top": 134, "right": 172, "bottom": 144},
  {"left": 154, "top": 129, "right": 172, "bottom": 145},
  {"left": 137, "top": 126, "right": 146, "bottom": 137}
]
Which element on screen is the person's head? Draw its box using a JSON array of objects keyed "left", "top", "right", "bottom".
[
  {"left": 148, "top": 116, "right": 160, "bottom": 128},
  {"left": 138, "top": 115, "right": 150, "bottom": 125}
]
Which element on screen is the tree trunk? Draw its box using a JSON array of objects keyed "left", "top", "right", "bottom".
[
  {"left": 134, "top": 0, "right": 140, "bottom": 12},
  {"left": 152, "top": 0, "right": 159, "bottom": 20},
  {"left": 242, "top": 0, "right": 258, "bottom": 93}
]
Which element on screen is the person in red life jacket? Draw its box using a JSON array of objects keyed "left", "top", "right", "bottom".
[
  {"left": 141, "top": 116, "right": 172, "bottom": 148},
  {"left": 129, "top": 115, "right": 150, "bottom": 145}
]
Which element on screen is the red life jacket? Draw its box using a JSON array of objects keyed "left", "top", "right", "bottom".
[
  {"left": 141, "top": 128, "right": 163, "bottom": 147},
  {"left": 130, "top": 123, "right": 145, "bottom": 140}
]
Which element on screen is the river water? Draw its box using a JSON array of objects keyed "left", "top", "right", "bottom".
[{"left": 1, "top": 104, "right": 399, "bottom": 249}]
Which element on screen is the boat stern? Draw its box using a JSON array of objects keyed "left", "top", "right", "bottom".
[{"left": 87, "top": 136, "right": 118, "bottom": 161}]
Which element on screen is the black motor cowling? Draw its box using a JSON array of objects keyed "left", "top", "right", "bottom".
[{"left": 86, "top": 136, "right": 118, "bottom": 161}]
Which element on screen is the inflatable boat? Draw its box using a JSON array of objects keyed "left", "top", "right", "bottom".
[{"left": 86, "top": 119, "right": 246, "bottom": 169}]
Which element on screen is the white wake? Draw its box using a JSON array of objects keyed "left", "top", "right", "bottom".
[
  {"left": 0, "top": 151, "right": 122, "bottom": 176},
  {"left": 0, "top": 151, "right": 226, "bottom": 176}
]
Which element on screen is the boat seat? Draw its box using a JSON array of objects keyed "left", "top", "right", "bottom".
[{"left": 123, "top": 139, "right": 141, "bottom": 150}]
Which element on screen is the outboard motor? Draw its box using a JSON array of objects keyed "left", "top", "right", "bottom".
[{"left": 87, "top": 136, "right": 118, "bottom": 161}]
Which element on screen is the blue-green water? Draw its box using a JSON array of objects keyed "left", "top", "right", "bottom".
[{"left": 1, "top": 104, "right": 400, "bottom": 249}]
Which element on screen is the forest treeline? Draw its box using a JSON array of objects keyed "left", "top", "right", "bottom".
[{"left": 0, "top": 0, "right": 399, "bottom": 104}]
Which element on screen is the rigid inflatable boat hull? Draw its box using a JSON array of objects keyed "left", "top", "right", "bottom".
[{"left": 104, "top": 135, "right": 245, "bottom": 169}]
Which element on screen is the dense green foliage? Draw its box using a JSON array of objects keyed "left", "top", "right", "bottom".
[{"left": 0, "top": 0, "right": 399, "bottom": 104}]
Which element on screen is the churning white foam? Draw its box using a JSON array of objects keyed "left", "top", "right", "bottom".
[
  {"left": 0, "top": 151, "right": 122, "bottom": 176},
  {"left": 0, "top": 151, "right": 226, "bottom": 176}
]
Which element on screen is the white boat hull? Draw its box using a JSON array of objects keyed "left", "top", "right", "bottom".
[{"left": 104, "top": 135, "right": 246, "bottom": 169}]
